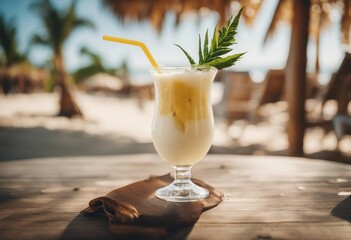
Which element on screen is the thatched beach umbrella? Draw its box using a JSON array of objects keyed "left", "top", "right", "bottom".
[
  {"left": 0, "top": 63, "right": 48, "bottom": 93},
  {"left": 103, "top": 0, "right": 263, "bottom": 31}
]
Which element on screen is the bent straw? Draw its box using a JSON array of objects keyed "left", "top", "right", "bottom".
[{"left": 103, "top": 35, "right": 159, "bottom": 68}]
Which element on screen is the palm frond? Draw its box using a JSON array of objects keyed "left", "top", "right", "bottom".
[
  {"left": 31, "top": 0, "right": 94, "bottom": 54},
  {"left": 79, "top": 46, "right": 102, "bottom": 66},
  {"left": 62, "top": 2, "right": 95, "bottom": 43},
  {"left": 72, "top": 65, "right": 105, "bottom": 83},
  {"left": 0, "top": 14, "right": 24, "bottom": 66},
  {"left": 31, "top": 34, "right": 49, "bottom": 46},
  {"left": 73, "top": 18, "right": 95, "bottom": 30}
]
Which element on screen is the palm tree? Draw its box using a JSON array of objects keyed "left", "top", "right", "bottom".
[
  {"left": 0, "top": 15, "right": 26, "bottom": 67},
  {"left": 73, "top": 47, "right": 115, "bottom": 83},
  {"left": 73, "top": 46, "right": 129, "bottom": 83},
  {"left": 0, "top": 14, "right": 27, "bottom": 94},
  {"left": 30, "top": 0, "right": 94, "bottom": 117}
]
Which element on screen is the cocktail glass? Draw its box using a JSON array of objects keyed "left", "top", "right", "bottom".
[{"left": 150, "top": 66, "right": 218, "bottom": 202}]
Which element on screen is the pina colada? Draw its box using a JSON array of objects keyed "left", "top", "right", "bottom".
[
  {"left": 151, "top": 67, "right": 217, "bottom": 166},
  {"left": 104, "top": 6, "right": 245, "bottom": 202}
]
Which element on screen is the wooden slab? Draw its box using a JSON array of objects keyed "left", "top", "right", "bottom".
[{"left": 81, "top": 174, "right": 223, "bottom": 240}]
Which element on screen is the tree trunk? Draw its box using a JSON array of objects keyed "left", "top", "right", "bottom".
[
  {"left": 285, "top": 0, "right": 310, "bottom": 156},
  {"left": 314, "top": 12, "right": 321, "bottom": 79},
  {"left": 54, "top": 51, "right": 83, "bottom": 118}
]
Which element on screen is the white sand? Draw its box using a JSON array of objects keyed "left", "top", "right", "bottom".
[
  {"left": 0, "top": 91, "right": 350, "bottom": 159},
  {"left": 0, "top": 92, "right": 153, "bottom": 142}
]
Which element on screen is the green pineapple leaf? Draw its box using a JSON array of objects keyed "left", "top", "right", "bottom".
[
  {"left": 174, "top": 44, "right": 195, "bottom": 65},
  {"left": 176, "top": 6, "right": 246, "bottom": 70}
]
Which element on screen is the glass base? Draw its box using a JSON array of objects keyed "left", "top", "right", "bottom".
[{"left": 156, "top": 180, "right": 209, "bottom": 202}]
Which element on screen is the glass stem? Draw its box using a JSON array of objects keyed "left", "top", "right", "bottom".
[{"left": 173, "top": 165, "right": 192, "bottom": 188}]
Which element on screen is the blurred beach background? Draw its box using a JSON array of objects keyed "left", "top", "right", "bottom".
[{"left": 0, "top": 0, "right": 350, "bottom": 162}]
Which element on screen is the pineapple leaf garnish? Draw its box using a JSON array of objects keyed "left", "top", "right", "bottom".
[
  {"left": 175, "top": 6, "right": 246, "bottom": 70},
  {"left": 174, "top": 44, "right": 195, "bottom": 65}
]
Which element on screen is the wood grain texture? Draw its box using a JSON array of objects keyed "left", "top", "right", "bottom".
[{"left": 0, "top": 154, "right": 351, "bottom": 239}]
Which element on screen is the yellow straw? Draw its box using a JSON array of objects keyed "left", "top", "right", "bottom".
[{"left": 103, "top": 35, "right": 159, "bottom": 68}]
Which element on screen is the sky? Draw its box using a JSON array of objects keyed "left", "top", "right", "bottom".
[{"left": 0, "top": 0, "right": 346, "bottom": 83}]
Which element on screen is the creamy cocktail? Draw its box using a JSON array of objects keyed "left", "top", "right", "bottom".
[
  {"left": 103, "top": 6, "right": 245, "bottom": 202},
  {"left": 151, "top": 67, "right": 216, "bottom": 165},
  {"left": 150, "top": 66, "right": 217, "bottom": 201}
]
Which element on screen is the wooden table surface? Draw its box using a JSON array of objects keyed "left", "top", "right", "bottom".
[{"left": 0, "top": 154, "right": 351, "bottom": 240}]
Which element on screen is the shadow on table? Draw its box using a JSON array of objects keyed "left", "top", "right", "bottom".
[
  {"left": 60, "top": 213, "right": 194, "bottom": 240},
  {"left": 331, "top": 196, "right": 351, "bottom": 222},
  {"left": 2, "top": 126, "right": 350, "bottom": 164},
  {"left": 0, "top": 127, "right": 156, "bottom": 161},
  {"left": 60, "top": 214, "right": 115, "bottom": 240},
  {"left": 306, "top": 150, "right": 351, "bottom": 165}
]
